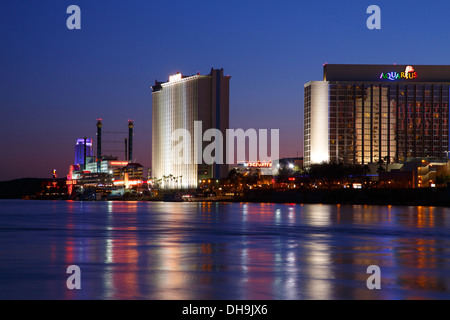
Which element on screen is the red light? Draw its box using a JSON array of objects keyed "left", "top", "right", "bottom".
[
  {"left": 110, "top": 161, "right": 128, "bottom": 166},
  {"left": 246, "top": 161, "right": 272, "bottom": 168}
]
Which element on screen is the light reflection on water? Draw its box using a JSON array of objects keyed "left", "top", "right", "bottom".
[{"left": 0, "top": 200, "right": 450, "bottom": 300}]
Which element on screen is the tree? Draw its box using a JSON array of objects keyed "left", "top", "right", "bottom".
[
  {"left": 307, "top": 162, "right": 346, "bottom": 188},
  {"left": 435, "top": 174, "right": 450, "bottom": 187},
  {"left": 306, "top": 162, "right": 369, "bottom": 188},
  {"left": 276, "top": 166, "right": 294, "bottom": 184},
  {"left": 377, "top": 159, "right": 385, "bottom": 173}
]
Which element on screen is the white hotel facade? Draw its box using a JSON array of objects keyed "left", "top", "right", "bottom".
[{"left": 151, "top": 68, "right": 230, "bottom": 189}]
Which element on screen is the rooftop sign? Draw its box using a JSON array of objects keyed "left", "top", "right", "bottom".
[
  {"left": 323, "top": 64, "right": 450, "bottom": 82},
  {"left": 380, "top": 66, "right": 418, "bottom": 81},
  {"left": 110, "top": 161, "right": 129, "bottom": 166},
  {"left": 169, "top": 73, "right": 182, "bottom": 82},
  {"left": 244, "top": 161, "right": 272, "bottom": 168}
]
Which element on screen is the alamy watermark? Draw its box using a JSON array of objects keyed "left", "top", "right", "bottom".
[
  {"left": 66, "top": 265, "right": 81, "bottom": 290},
  {"left": 66, "top": 5, "right": 81, "bottom": 30},
  {"left": 366, "top": 265, "right": 381, "bottom": 290},
  {"left": 366, "top": 5, "right": 381, "bottom": 30},
  {"left": 65, "top": 5, "right": 381, "bottom": 31},
  {"left": 171, "top": 121, "right": 279, "bottom": 165}
]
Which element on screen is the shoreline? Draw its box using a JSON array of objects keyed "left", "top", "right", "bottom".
[{"left": 10, "top": 187, "right": 450, "bottom": 207}]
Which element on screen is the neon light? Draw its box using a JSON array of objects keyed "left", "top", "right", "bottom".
[
  {"left": 245, "top": 161, "right": 272, "bottom": 168},
  {"left": 110, "top": 161, "right": 129, "bottom": 166},
  {"left": 76, "top": 139, "right": 92, "bottom": 146},
  {"left": 380, "top": 66, "right": 418, "bottom": 81},
  {"left": 113, "top": 180, "right": 142, "bottom": 186}
]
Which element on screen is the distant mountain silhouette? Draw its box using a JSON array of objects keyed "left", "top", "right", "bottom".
[{"left": 0, "top": 178, "right": 48, "bottom": 199}]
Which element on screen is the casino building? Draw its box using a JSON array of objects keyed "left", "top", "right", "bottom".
[
  {"left": 304, "top": 64, "right": 450, "bottom": 168},
  {"left": 151, "top": 68, "right": 230, "bottom": 189}
]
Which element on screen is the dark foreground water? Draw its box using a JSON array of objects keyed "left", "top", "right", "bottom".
[{"left": 0, "top": 200, "right": 450, "bottom": 300}]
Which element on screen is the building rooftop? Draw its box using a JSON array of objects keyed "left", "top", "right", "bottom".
[
  {"left": 151, "top": 68, "right": 230, "bottom": 92},
  {"left": 323, "top": 64, "right": 450, "bottom": 83}
]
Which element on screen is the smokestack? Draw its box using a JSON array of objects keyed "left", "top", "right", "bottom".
[
  {"left": 128, "top": 120, "right": 134, "bottom": 163},
  {"left": 96, "top": 119, "right": 103, "bottom": 172},
  {"left": 125, "top": 138, "right": 128, "bottom": 161},
  {"left": 83, "top": 137, "right": 87, "bottom": 170}
]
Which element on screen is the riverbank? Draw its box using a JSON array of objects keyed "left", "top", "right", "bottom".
[
  {"left": 10, "top": 185, "right": 450, "bottom": 207},
  {"left": 241, "top": 188, "right": 450, "bottom": 207},
  {"left": 114, "top": 188, "right": 450, "bottom": 207}
]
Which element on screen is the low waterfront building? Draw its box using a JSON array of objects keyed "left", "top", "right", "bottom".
[{"left": 379, "top": 158, "right": 450, "bottom": 188}]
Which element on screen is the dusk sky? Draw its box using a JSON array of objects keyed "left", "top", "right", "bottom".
[{"left": 1, "top": 0, "right": 450, "bottom": 181}]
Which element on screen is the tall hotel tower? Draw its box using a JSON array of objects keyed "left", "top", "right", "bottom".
[
  {"left": 151, "top": 68, "right": 230, "bottom": 189},
  {"left": 304, "top": 64, "right": 450, "bottom": 168},
  {"left": 74, "top": 138, "right": 93, "bottom": 168}
]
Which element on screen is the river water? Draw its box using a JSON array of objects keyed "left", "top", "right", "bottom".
[{"left": 0, "top": 200, "right": 449, "bottom": 300}]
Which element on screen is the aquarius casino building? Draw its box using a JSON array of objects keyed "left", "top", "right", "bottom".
[{"left": 304, "top": 64, "right": 450, "bottom": 168}]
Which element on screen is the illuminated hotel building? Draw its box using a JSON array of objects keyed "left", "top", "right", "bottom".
[
  {"left": 151, "top": 68, "right": 230, "bottom": 189},
  {"left": 74, "top": 138, "right": 93, "bottom": 167},
  {"left": 304, "top": 64, "right": 450, "bottom": 168}
]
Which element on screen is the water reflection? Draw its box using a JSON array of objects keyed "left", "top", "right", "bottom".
[{"left": 1, "top": 200, "right": 450, "bottom": 299}]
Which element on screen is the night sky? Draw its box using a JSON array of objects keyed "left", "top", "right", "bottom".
[{"left": 1, "top": 0, "right": 450, "bottom": 181}]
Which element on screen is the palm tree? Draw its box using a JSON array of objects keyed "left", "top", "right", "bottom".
[
  {"left": 163, "top": 175, "right": 169, "bottom": 189},
  {"left": 377, "top": 159, "right": 385, "bottom": 173},
  {"left": 171, "top": 176, "right": 174, "bottom": 189}
]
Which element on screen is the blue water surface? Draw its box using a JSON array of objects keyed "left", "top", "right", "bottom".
[{"left": 0, "top": 200, "right": 449, "bottom": 300}]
